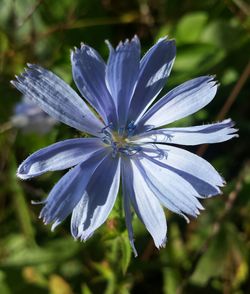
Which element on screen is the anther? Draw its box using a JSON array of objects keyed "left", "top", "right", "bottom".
[
  {"left": 100, "top": 122, "right": 113, "bottom": 134},
  {"left": 127, "top": 121, "right": 136, "bottom": 137},
  {"left": 152, "top": 144, "right": 168, "bottom": 159}
]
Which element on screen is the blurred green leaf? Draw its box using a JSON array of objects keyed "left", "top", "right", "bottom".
[
  {"left": 49, "top": 274, "right": 73, "bottom": 294},
  {"left": 163, "top": 267, "right": 180, "bottom": 294},
  {"left": 190, "top": 235, "right": 226, "bottom": 285},
  {"left": 175, "top": 12, "right": 208, "bottom": 44},
  {"left": 0, "top": 0, "right": 249, "bottom": 293},
  {"left": 200, "top": 20, "right": 247, "bottom": 51},
  {"left": 81, "top": 284, "right": 93, "bottom": 294},
  {"left": 191, "top": 223, "right": 248, "bottom": 286},
  {"left": 8, "top": 155, "right": 36, "bottom": 246},
  {"left": 22, "top": 266, "right": 48, "bottom": 287},
  {"left": 0, "top": 31, "right": 9, "bottom": 52},
  {"left": 92, "top": 261, "right": 115, "bottom": 294},
  {"left": 221, "top": 68, "right": 239, "bottom": 86},
  {"left": 118, "top": 233, "right": 132, "bottom": 275},
  {"left": 0, "top": 0, "right": 12, "bottom": 27},
  {"left": 1, "top": 235, "right": 80, "bottom": 267},
  {"left": 0, "top": 271, "right": 11, "bottom": 294},
  {"left": 174, "top": 43, "right": 225, "bottom": 73}
]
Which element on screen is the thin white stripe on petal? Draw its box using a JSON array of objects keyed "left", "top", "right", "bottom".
[
  {"left": 71, "top": 44, "right": 117, "bottom": 125},
  {"left": 137, "top": 76, "right": 218, "bottom": 130},
  {"left": 142, "top": 144, "right": 224, "bottom": 188},
  {"left": 128, "top": 38, "right": 176, "bottom": 123},
  {"left": 71, "top": 155, "right": 120, "bottom": 240},
  {"left": 131, "top": 119, "right": 238, "bottom": 145},
  {"left": 11, "top": 64, "right": 104, "bottom": 136},
  {"left": 39, "top": 150, "right": 109, "bottom": 230},
  {"left": 17, "top": 138, "right": 105, "bottom": 179},
  {"left": 136, "top": 155, "right": 204, "bottom": 219},
  {"left": 123, "top": 158, "right": 167, "bottom": 249}
]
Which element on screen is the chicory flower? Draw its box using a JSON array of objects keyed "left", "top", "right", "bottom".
[
  {"left": 11, "top": 36, "right": 237, "bottom": 256},
  {"left": 11, "top": 96, "right": 57, "bottom": 133}
]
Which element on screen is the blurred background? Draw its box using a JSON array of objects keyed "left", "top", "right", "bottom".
[{"left": 0, "top": 0, "right": 250, "bottom": 293}]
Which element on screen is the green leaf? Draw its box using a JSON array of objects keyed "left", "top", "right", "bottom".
[
  {"left": 221, "top": 68, "right": 238, "bottom": 86},
  {"left": 191, "top": 223, "right": 247, "bottom": 286},
  {"left": 163, "top": 267, "right": 180, "bottom": 294},
  {"left": 0, "top": 271, "right": 11, "bottom": 294},
  {"left": 49, "top": 274, "right": 73, "bottom": 294},
  {"left": 0, "top": 0, "right": 12, "bottom": 27},
  {"left": 0, "top": 31, "right": 9, "bottom": 52},
  {"left": 201, "top": 20, "right": 247, "bottom": 51},
  {"left": 155, "top": 24, "right": 173, "bottom": 40},
  {"left": 8, "top": 154, "right": 36, "bottom": 246},
  {"left": 1, "top": 235, "right": 81, "bottom": 267},
  {"left": 118, "top": 232, "right": 132, "bottom": 275},
  {"left": 92, "top": 262, "right": 116, "bottom": 294},
  {"left": 191, "top": 233, "right": 227, "bottom": 285},
  {"left": 175, "top": 12, "right": 208, "bottom": 44},
  {"left": 174, "top": 43, "right": 225, "bottom": 73},
  {"left": 81, "top": 284, "right": 93, "bottom": 294}
]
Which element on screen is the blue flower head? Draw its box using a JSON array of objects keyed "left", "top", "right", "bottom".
[
  {"left": 11, "top": 36, "right": 238, "bottom": 256},
  {"left": 11, "top": 96, "right": 57, "bottom": 133}
]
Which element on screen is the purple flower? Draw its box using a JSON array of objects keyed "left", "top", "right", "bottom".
[
  {"left": 11, "top": 36, "right": 237, "bottom": 256},
  {"left": 11, "top": 96, "right": 57, "bottom": 133}
]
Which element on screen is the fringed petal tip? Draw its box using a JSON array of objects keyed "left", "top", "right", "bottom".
[
  {"left": 16, "top": 164, "right": 28, "bottom": 180},
  {"left": 130, "top": 240, "right": 138, "bottom": 258},
  {"left": 31, "top": 199, "right": 46, "bottom": 205},
  {"left": 51, "top": 220, "right": 61, "bottom": 232},
  {"left": 207, "top": 75, "right": 218, "bottom": 87},
  {"left": 71, "top": 230, "right": 100, "bottom": 244},
  {"left": 157, "top": 36, "right": 169, "bottom": 43},
  {"left": 204, "top": 189, "right": 223, "bottom": 198},
  {"left": 70, "top": 45, "right": 86, "bottom": 58},
  {"left": 218, "top": 175, "right": 226, "bottom": 187},
  {"left": 11, "top": 64, "right": 42, "bottom": 87},
  {"left": 155, "top": 36, "right": 176, "bottom": 50},
  {"left": 181, "top": 204, "right": 205, "bottom": 223},
  {"left": 72, "top": 236, "right": 78, "bottom": 242},
  {"left": 79, "top": 232, "right": 94, "bottom": 242},
  {"left": 16, "top": 170, "right": 31, "bottom": 180},
  {"left": 10, "top": 80, "right": 18, "bottom": 87},
  {"left": 156, "top": 236, "right": 167, "bottom": 249},
  {"left": 214, "top": 118, "right": 239, "bottom": 137},
  {"left": 16, "top": 173, "right": 25, "bottom": 180},
  {"left": 106, "top": 35, "right": 140, "bottom": 53},
  {"left": 218, "top": 188, "right": 224, "bottom": 196},
  {"left": 105, "top": 39, "right": 114, "bottom": 52},
  {"left": 25, "top": 63, "right": 44, "bottom": 73},
  {"left": 182, "top": 214, "right": 190, "bottom": 224}
]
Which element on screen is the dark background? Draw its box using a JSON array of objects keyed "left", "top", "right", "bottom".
[{"left": 0, "top": 0, "right": 249, "bottom": 293}]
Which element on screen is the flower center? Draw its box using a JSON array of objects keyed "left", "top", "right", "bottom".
[
  {"left": 101, "top": 122, "right": 141, "bottom": 158},
  {"left": 112, "top": 133, "right": 128, "bottom": 148}
]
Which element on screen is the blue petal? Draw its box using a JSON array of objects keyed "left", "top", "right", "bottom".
[
  {"left": 142, "top": 144, "right": 224, "bottom": 196},
  {"left": 71, "top": 154, "right": 120, "bottom": 240},
  {"left": 137, "top": 155, "right": 204, "bottom": 220},
  {"left": 11, "top": 64, "right": 104, "bottom": 136},
  {"left": 122, "top": 158, "right": 167, "bottom": 248},
  {"left": 11, "top": 96, "right": 57, "bottom": 134},
  {"left": 160, "top": 164, "right": 220, "bottom": 198},
  {"left": 121, "top": 160, "right": 138, "bottom": 257},
  {"left": 131, "top": 119, "right": 238, "bottom": 145},
  {"left": 137, "top": 76, "right": 218, "bottom": 130},
  {"left": 128, "top": 37, "right": 176, "bottom": 123},
  {"left": 71, "top": 44, "right": 117, "bottom": 125},
  {"left": 17, "top": 138, "right": 105, "bottom": 179},
  {"left": 105, "top": 36, "right": 140, "bottom": 126},
  {"left": 39, "top": 150, "right": 108, "bottom": 229}
]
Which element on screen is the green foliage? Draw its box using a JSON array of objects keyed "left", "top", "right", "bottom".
[{"left": 0, "top": 0, "right": 249, "bottom": 293}]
